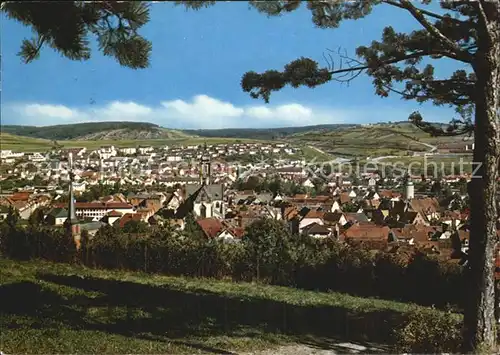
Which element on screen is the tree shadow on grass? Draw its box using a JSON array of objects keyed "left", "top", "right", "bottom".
[{"left": 1, "top": 274, "right": 403, "bottom": 353}]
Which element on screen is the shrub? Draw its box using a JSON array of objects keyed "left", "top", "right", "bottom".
[
  {"left": 395, "top": 306, "right": 463, "bottom": 353},
  {"left": 0, "top": 219, "right": 468, "bottom": 312}
]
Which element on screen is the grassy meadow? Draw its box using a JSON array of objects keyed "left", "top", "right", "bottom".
[
  {"left": 0, "top": 133, "right": 55, "bottom": 152},
  {"left": 0, "top": 257, "right": 460, "bottom": 354}
]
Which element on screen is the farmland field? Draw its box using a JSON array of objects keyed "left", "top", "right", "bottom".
[
  {"left": 0, "top": 133, "right": 268, "bottom": 152},
  {"left": 290, "top": 122, "right": 471, "bottom": 158}
]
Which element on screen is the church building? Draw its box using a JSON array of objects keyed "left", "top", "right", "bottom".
[{"left": 176, "top": 143, "right": 225, "bottom": 219}]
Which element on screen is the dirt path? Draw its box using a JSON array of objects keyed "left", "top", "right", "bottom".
[{"left": 242, "top": 341, "right": 391, "bottom": 354}]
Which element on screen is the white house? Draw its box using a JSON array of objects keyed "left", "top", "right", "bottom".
[
  {"left": 298, "top": 210, "right": 325, "bottom": 233},
  {"left": 54, "top": 201, "right": 134, "bottom": 219},
  {"left": 120, "top": 147, "right": 137, "bottom": 155},
  {"left": 302, "top": 178, "right": 315, "bottom": 188},
  {"left": 47, "top": 208, "right": 68, "bottom": 226},
  {"left": 1, "top": 150, "right": 24, "bottom": 159},
  {"left": 28, "top": 152, "right": 47, "bottom": 162},
  {"left": 138, "top": 146, "right": 154, "bottom": 155},
  {"left": 166, "top": 155, "right": 182, "bottom": 162},
  {"left": 98, "top": 146, "right": 117, "bottom": 159},
  {"left": 304, "top": 223, "right": 332, "bottom": 239},
  {"left": 327, "top": 199, "right": 340, "bottom": 212},
  {"left": 216, "top": 229, "right": 241, "bottom": 243},
  {"left": 72, "top": 181, "right": 87, "bottom": 193}
]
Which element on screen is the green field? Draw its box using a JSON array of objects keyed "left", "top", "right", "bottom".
[
  {"left": 290, "top": 122, "right": 470, "bottom": 158},
  {"left": 0, "top": 258, "right": 454, "bottom": 354},
  {"left": 299, "top": 145, "right": 333, "bottom": 162},
  {"left": 0, "top": 133, "right": 55, "bottom": 152},
  {"left": 0, "top": 133, "right": 268, "bottom": 153}
]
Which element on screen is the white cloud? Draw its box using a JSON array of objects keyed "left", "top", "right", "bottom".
[
  {"left": 245, "top": 104, "right": 313, "bottom": 123},
  {"left": 2, "top": 94, "right": 450, "bottom": 129},
  {"left": 162, "top": 95, "right": 244, "bottom": 119},
  {"left": 21, "top": 104, "right": 77, "bottom": 119},
  {"left": 98, "top": 101, "right": 153, "bottom": 117}
]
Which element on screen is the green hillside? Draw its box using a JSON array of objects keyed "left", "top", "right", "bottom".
[
  {"left": 0, "top": 132, "right": 264, "bottom": 152},
  {"left": 1, "top": 121, "right": 470, "bottom": 156},
  {"left": 0, "top": 133, "right": 54, "bottom": 152},
  {"left": 182, "top": 124, "right": 357, "bottom": 140},
  {"left": 2, "top": 122, "right": 192, "bottom": 141},
  {"left": 290, "top": 122, "right": 470, "bottom": 157}
]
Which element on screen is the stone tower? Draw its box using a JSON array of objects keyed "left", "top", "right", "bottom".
[
  {"left": 200, "top": 142, "right": 211, "bottom": 185},
  {"left": 64, "top": 152, "right": 81, "bottom": 246},
  {"left": 405, "top": 175, "right": 415, "bottom": 200}
]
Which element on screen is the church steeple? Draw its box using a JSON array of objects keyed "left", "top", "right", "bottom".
[
  {"left": 99, "top": 154, "right": 104, "bottom": 182},
  {"left": 200, "top": 142, "right": 211, "bottom": 185},
  {"left": 403, "top": 169, "right": 414, "bottom": 200},
  {"left": 64, "top": 152, "right": 80, "bottom": 237}
]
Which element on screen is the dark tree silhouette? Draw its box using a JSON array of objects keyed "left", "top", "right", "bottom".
[{"left": 2, "top": 1, "right": 151, "bottom": 69}]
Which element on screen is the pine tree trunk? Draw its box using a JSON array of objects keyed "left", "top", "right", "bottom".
[{"left": 463, "top": 7, "right": 500, "bottom": 352}]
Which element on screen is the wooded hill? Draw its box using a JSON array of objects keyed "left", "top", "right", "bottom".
[{"left": 2, "top": 122, "right": 191, "bottom": 141}]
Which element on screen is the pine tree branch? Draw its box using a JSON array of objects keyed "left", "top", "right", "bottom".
[
  {"left": 21, "top": 35, "right": 46, "bottom": 63},
  {"left": 242, "top": 48, "right": 474, "bottom": 103},
  {"left": 380, "top": 82, "right": 471, "bottom": 105},
  {"left": 325, "top": 50, "right": 461, "bottom": 77},
  {"left": 412, "top": 120, "right": 472, "bottom": 137},
  {"left": 381, "top": 0, "right": 463, "bottom": 24},
  {"left": 398, "top": 0, "right": 473, "bottom": 63}
]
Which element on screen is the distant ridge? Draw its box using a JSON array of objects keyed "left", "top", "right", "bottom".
[
  {"left": 1, "top": 120, "right": 452, "bottom": 142},
  {"left": 182, "top": 123, "right": 358, "bottom": 140},
  {"left": 2, "top": 122, "right": 192, "bottom": 141}
]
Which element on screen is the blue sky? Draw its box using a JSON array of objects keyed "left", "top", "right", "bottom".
[{"left": 2, "top": 2, "right": 463, "bottom": 129}]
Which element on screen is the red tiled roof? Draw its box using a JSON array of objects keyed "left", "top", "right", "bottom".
[
  {"left": 117, "top": 213, "right": 143, "bottom": 228},
  {"left": 458, "top": 230, "right": 470, "bottom": 240},
  {"left": 283, "top": 206, "right": 298, "bottom": 221},
  {"left": 305, "top": 222, "right": 331, "bottom": 235},
  {"left": 339, "top": 193, "right": 351, "bottom": 204},
  {"left": 343, "top": 223, "right": 390, "bottom": 240},
  {"left": 80, "top": 171, "right": 97, "bottom": 178},
  {"left": 230, "top": 227, "right": 245, "bottom": 238},
  {"left": 0, "top": 197, "right": 15, "bottom": 206},
  {"left": 323, "top": 211, "right": 345, "bottom": 224},
  {"left": 442, "top": 211, "right": 462, "bottom": 219},
  {"left": 107, "top": 210, "right": 123, "bottom": 217},
  {"left": 379, "top": 190, "right": 401, "bottom": 199},
  {"left": 304, "top": 209, "right": 325, "bottom": 219},
  {"left": 348, "top": 239, "right": 389, "bottom": 251},
  {"left": 391, "top": 225, "right": 436, "bottom": 242},
  {"left": 196, "top": 218, "right": 224, "bottom": 238},
  {"left": 10, "top": 192, "right": 31, "bottom": 201},
  {"left": 12, "top": 201, "right": 29, "bottom": 210},
  {"left": 410, "top": 197, "right": 440, "bottom": 214}
]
